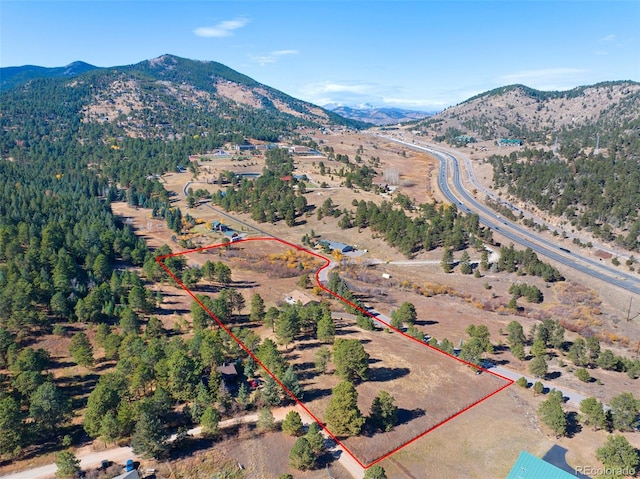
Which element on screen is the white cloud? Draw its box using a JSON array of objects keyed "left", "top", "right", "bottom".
[
  {"left": 301, "top": 81, "right": 374, "bottom": 95},
  {"left": 381, "top": 97, "right": 449, "bottom": 108},
  {"left": 295, "top": 80, "right": 453, "bottom": 110},
  {"left": 497, "top": 68, "right": 589, "bottom": 90},
  {"left": 249, "top": 49, "right": 299, "bottom": 66},
  {"left": 194, "top": 18, "right": 249, "bottom": 38},
  {"left": 599, "top": 34, "right": 616, "bottom": 42}
]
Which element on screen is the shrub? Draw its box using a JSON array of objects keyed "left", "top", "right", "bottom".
[{"left": 575, "top": 368, "right": 591, "bottom": 383}]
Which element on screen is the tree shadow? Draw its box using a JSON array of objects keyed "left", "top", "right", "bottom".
[
  {"left": 546, "top": 371, "right": 562, "bottom": 380},
  {"left": 397, "top": 407, "right": 426, "bottom": 425},
  {"left": 296, "top": 340, "right": 323, "bottom": 351},
  {"left": 566, "top": 412, "right": 582, "bottom": 438},
  {"left": 335, "top": 328, "right": 359, "bottom": 336},
  {"left": 368, "top": 366, "right": 410, "bottom": 382},
  {"left": 303, "top": 387, "right": 332, "bottom": 401},
  {"left": 415, "top": 319, "right": 439, "bottom": 326},
  {"left": 168, "top": 435, "right": 218, "bottom": 460}
]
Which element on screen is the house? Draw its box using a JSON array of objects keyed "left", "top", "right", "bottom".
[
  {"left": 216, "top": 363, "right": 238, "bottom": 379},
  {"left": 234, "top": 144, "right": 256, "bottom": 151},
  {"left": 506, "top": 451, "right": 576, "bottom": 479},
  {"left": 211, "top": 221, "right": 229, "bottom": 232},
  {"left": 284, "top": 290, "right": 319, "bottom": 306},
  {"left": 319, "top": 240, "right": 353, "bottom": 253}
]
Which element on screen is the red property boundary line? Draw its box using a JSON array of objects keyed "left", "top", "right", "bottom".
[{"left": 156, "top": 237, "right": 513, "bottom": 469}]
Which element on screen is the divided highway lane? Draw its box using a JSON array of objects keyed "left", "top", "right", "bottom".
[{"left": 381, "top": 136, "right": 640, "bottom": 296}]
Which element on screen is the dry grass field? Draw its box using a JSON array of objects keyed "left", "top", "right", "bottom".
[{"left": 101, "top": 129, "right": 640, "bottom": 478}]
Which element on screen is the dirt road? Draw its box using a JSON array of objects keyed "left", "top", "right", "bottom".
[{"left": 0, "top": 406, "right": 364, "bottom": 479}]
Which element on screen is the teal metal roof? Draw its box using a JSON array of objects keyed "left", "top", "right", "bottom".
[{"left": 507, "top": 451, "right": 576, "bottom": 479}]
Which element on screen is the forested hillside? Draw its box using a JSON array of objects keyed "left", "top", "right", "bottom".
[
  {"left": 0, "top": 54, "right": 365, "bottom": 461},
  {"left": 490, "top": 122, "right": 640, "bottom": 250}
]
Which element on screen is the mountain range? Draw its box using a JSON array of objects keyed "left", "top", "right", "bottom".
[
  {"left": 2, "top": 54, "right": 638, "bottom": 148},
  {"left": 414, "top": 81, "right": 640, "bottom": 148},
  {"left": 324, "top": 104, "right": 435, "bottom": 125}
]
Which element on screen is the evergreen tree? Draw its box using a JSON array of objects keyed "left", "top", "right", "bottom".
[
  {"left": 316, "top": 315, "right": 335, "bottom": 343},
  {"left": 459, "top": 250, "right": 472, "bottom": 274},
  {"left": 579, "top": 397, "right": 607, "bottom": 431},
  {"left": 69, "top": 331, "right": 94, "bottom": 367},
  {"left": 200, "top": 407, "right": 220, "bottom": 437},
  {"left": 506, "top": 321, "right": 526, "bottom": 348},
  {"left": 369, "top": 390, "right": 398, "bottom": 432},
  {"left": 364, "top": 465, "right": 388, "bottom": 479},
  {"left": 261, "top": 376, "right": 282, "bottom": 406},
  {"left": 391, "top": 302, "right": 417, "bottom": 326},
  {"left": 596, "top": 435, "right": 639, "bottom": 476},
  {"left": 305, "top": 422, "right": 325, "bottom": 453},
  {"left": 29, "top": 381, "right": 71, "bottom": 435},
  {"left": 281, "top": 366, "right": 302, "bottom": 399},
  {"left": 249, "top": 293, "right": 266, "bottom": 322},
  {"left": 289, "top": 437, "right": 315, "bottom": 470},
  {"left": 55, "top": 451, "right": 80, "bottom": 478},
  {"left": 441, "top": 248, "right": 453, "bottom": 273},
  {"left": 131, "top": 411, "right": 169, "bottom": 459},
  {"left": 325, "top": 381, "right": 365, "bottom": 436},
  {"left": 282, "top": 410, "right": 304, "bottom": 436},
  {"left": 609, "top": 393, "right": 640, "bottom": 432},
  {"left": 529, "top": 356, "right": 548, "bottom": 378},
  {"left": 0, "top": 396, "right": 23, "bottom": 459},
  {"left": 257, "top": 407, "right": 276, "bottom": 432},
  {"left": 333, "top": 338, "right": 369, "bottom": 382},
  {"left": 314, "top": 347, "right": 331, "bottom": 374},
  {"left": 538, "top": 390, "right": 567, "bottom": 437}
]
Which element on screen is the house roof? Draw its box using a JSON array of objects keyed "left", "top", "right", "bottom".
[
  {"left": 112, "top": 470, "right": 140, "bottom": 479},
  {"left": 507, "top": 451, "right": 576, "bottom": 479},
  {"left": 216, "top": 363, "right": 238, "bottom": 376},
  {"left": 286, "top": 290, "right": 318, "bottom": 306},
  {"left": 319, "top": 240, "right": 353, "bottom": 252}
]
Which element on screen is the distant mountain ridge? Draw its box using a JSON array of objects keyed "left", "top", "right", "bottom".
[
  {"left": 326, "top": 104, "right": 435, "bottom": 125},
  {"left": 415, "top": 81, "right": 640, "bottom": 147},
  {"left": 0, "top": 54, "right": 366, "bottom": 144},
  {"left": 0, "top": 61, "right": 99, "bottom": 90}
]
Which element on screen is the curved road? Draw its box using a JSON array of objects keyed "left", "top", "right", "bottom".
[{"left": 382, "top": 136, "right": 640, "bottom": 296}]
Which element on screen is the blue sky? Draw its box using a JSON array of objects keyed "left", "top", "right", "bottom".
[{"left": 2, "top": 1, "right": 639, "bottom": 110}]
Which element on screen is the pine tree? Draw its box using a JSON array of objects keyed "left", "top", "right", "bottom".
[
  {"left": 131, "top": 411, "right": 169, "bottom": 459},
  {"left": 314, "top": 347, "right": 331, "bottom": 374},
  {"left": 261, "top": 376, "right": 282, "bottom": 406},
  {"left": 289, "top": 437, "right": 315, "bottom": 470},
  {"left": 441, "top": 248, "right": 453, "bottom": 273},
  {"left": 305, "top": 422, "right": 325, "bottom": 453},
  {"left": 538, "top": 390, "right": 566, "bottom": 437},
  {"left": 281, "top": 366, "right": 302, "bottom": 400},
  {"left": 69, "top": 332, "right": 94, "bottom": 367},
  {"left": 325, "top": 381, "right": 365, "bottom": 437},
  {"left": 369, "top": 390, "right": 398, "bottom": 432},
  {"left": 596, "top": 435, "right": 639, "bottom": 475},
  {"left": 55, "top": 451, "right": 80, "bottom": 478},
  {"left": 364, "top": 465, "right": 388, "bottom": 479},
  {"left": 200, "top": 407, "right": 220, "bottom": 437},
  {"left": 579, "top": 397, "right": 607, "bottom": 431},
  {"left": 282, "top": 410, "right": 304, "bottom": 436},
  {"left": 316, "top": 315, "right": 335, "bottom": 343},
  {"left": 249, "top": 293, "right": 266, "bottom": 322},
  {"left": 257, "top": 407, "right": 276, "bottom": 432}
]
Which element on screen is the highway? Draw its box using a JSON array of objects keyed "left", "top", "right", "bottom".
[{"left": 382, "top": 136, "right": 640, "bottom": 296}]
